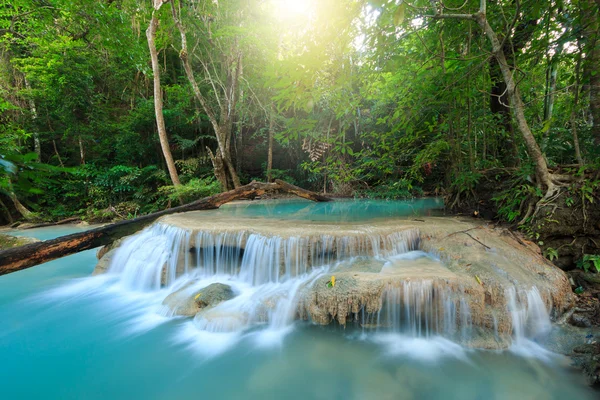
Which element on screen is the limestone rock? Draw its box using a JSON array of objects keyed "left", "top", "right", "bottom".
[
  {"left": 92, "top": 247, "right": 117, "bottom": 276},
  {"left": 162, "top": 282, "right": 235, "bottom": 317}
]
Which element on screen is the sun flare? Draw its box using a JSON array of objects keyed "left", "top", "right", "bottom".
[{"left": 274, "top": 0, "right": 313, "bottom": 20}]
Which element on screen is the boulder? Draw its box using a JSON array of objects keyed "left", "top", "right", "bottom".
[{"left": 162, "top": 282, "right": 235, "bottom": 317}]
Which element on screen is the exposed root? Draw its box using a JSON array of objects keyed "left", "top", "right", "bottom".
[{"left": 519, "top": 173, "right": 576, "bottom": 226}]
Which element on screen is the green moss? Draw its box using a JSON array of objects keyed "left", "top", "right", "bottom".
[{"left": 0, "top": 233, "right": 38, "bottom": 250}]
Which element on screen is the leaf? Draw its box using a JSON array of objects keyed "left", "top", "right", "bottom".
[{"left": 393, "top": 3, "right": 406, "bottom": 26}]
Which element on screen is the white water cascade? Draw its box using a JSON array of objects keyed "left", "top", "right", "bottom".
[
  {"left": 94, "top": 220, "right": 560, "bottom": 356},
  {"left": 107, "top": 222, "right": 420, "bottom": 290},
  {"left": 366, "top": 281, "right": 472, "bottom": 340},
  {"left": 507, "top": 286, "right": 552, "bottom": 343}
]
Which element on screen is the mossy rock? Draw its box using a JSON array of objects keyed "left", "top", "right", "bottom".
[
  {"left": 162, "top": 282, "right": 235, "bottom": 317},
  {"left": 0, "top": 233, "right": 39, "bottom": 250}
]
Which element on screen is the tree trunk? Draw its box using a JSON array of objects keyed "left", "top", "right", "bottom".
[
  {"left": 9, "top": 190, "right": 34, "bottom": 221},
  {"left": 571, "top": 51, "right": 584, "bottom": 166},
  {"left": 24, "top": 78, "right": 41, "bottom": 162},
  {"left": 52, "top": 140, "right": 64, "bottom": 168},
  {"left": 217, "top": 126, "right": 242, "bottom": 188},
  {"left": 475, "top": 13, "right": 553, "bottom": 191},
  {"left": 146, "top": 12, "right": 181, "bottom": 187},
  {"left": 207, "top": 147, "right": 229, "bottom": 191},
  {"left": 78, "top": 135, "right": 85, "bottom": 165},
  {"left": 0, "top": 180, "right": 332, "bottom": 275},
  {"left": 171, "top": 6, "right": 241, "bottom": 190},
  {"left": 267, "top": 104, "right": 275, "bottom": 182}
]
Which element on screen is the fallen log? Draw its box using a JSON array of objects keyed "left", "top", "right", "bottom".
[
  {"left": 274, "top": 179, "right": 333, "bottom": 202},
  {"left": 0, "top": 181, "right": 332, "bottom": 276}
]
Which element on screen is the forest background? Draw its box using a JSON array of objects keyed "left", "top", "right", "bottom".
[{"left": 1, "top": 0, "right": 599, "bottom": 270}]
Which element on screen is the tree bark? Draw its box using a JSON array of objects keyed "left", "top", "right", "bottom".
[
  {"left": 24, "top": 78, "right": 41, "bottom": 162},
  {"left": 571, "top": 52, "right": 584, "bottom": 166},
  {"left": 78, "top": 135, "right": 85, "bottom": 165},
  {"left": 207, "top": 146, "right": 229, "bottom": 190},
  {"left": 9, "top": 191, "right": 34, "bottom": 221},
  {"left": 488, "top": 13, "right": 539, "bottom": 166},
  {"left": 274, "top": 179, "right": 333, "bottom": 202},
  {"left": 0, "top": 181, "right": 332, "bottom": 275},
  {"left": 267, "top": 104, "right": 275, "bottom": 182},
  {"left": 474, "top": 13, "right": 553, "bottom": 191},
  {"left": 146, "top": 11, "right": 181, "bottom": 187}
]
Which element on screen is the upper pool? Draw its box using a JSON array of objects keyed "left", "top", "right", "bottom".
[{"left": 204, "top": 198, "right": 445, "bottom": 221}]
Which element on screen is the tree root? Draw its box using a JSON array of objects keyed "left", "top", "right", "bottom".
[{"left": 518, "top": 172, "right": 578, "bottom": 226}]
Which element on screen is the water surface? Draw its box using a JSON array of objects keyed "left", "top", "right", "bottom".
[{"left": 0, "top": 211, "right": 596, "bottom": 400}]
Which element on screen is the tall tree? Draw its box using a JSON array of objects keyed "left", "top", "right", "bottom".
[
  {"left": 425, "top": 0, "right": 554, "bottom": 196},
  {"left": 171, "top": 0, "right": 243, "bottom": 190},
  {"left": 146, "top": 0, "right": 181, "bottom": 187}
]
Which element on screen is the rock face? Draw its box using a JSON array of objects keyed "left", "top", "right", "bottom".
[
  {"left": 94, "top": 213, "right": 574, "bottom": 349},
  {"left": 162, "top": 282, "right": 235, "bottom": 317}
]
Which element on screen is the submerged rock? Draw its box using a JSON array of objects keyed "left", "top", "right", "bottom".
[
  {"left": 162, "top": 282, "right": 235, "bottom": 317},
  {"left": 195, "top": 283, "right": 235, "bottom": 307}
]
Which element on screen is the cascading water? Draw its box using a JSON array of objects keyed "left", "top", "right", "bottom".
[
  {"left": 363, "top": 280, "right": 473, "bottom": 346},
  {"left": 107, "top": 222, "right": 420, "bottom": 289},
  {"left": 507, "top": 286, "right": 552, "bottom": 343},
  {"left": 101, "top": 220, "right": 557, "bottom": 356},
  {"left": 102, "top": 222, "right": 423, "bottom": 345}
]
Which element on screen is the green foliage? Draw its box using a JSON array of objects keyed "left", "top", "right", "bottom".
[
  {"left": 577, "top": 254, "right": 600, "bottom": 273},
  {"left": 450, "top": 171, "right": 482, "bottom": 197},
  {"left": 264, "top": 168, "right": 297, "bottom": 185},
  {"left": 158, "top": 177, "right": 221, "bottom": 204},
  {"left": 358, "top": 179, "right": 422, "bottom": 200},
  {"left": 543, "top": 247, "right": 559, "bottom": 262},
  {"left": 1, "top": 0, "right": 599, "bottom": 229},
  {"left": 493, "top": 166, "right": 543, "bottom": 224}
]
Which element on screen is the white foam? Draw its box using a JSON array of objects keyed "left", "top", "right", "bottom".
[{"left": 372, "top": 334, "right": 469, "bottom": 362}]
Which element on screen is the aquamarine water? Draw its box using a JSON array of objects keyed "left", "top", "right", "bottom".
[
  {"left": 0, "top": 202, "right": 596, "bottom": 399},
  {"left": 203, "top": 198, "right": 445, "bottom": 221}
]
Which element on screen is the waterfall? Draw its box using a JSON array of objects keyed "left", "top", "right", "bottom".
[
  {"left": 373, "top": 282, "right": 472, "bottom": 341},
  {"left": 101, "top": 221, "right": 557, "bottom": 353},
  {"left": 100, "top": 221, "right": 424, "bottom": 348},
  {"left": 507, "top": 286, "right": 552, "bottom": 344},
  {"left": 107, "top": 223, "right": 190, "bottom": 291},
  {"left": 108, "top": 222, "right": 420, "bottom": 291}
]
